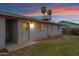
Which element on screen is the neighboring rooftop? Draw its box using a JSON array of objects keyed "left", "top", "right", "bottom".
[{"left": 59, "top": 21, "right": 79, "bottom": 27}]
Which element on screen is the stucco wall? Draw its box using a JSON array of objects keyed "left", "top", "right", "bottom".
[
  {"left": 38, "top": 24, "right": 48, "bottom": 40},
  {"left": 54, "top": 25, "right": 62, "bottom": 36},
  {"left": 12, "top": 20, "right": 18, "bottom": 43},
  {"left": 36, "top": 23, "right": 48, "bottom": 40},
  {"left": 30, "top": 22, "right": 48, "bottom": 41},
  {"left": 48, "top": 25, "right": 62, "bottom": 37},
  {"left": 18, "top": 19, "right": 29, "bottom": 43},
  {"left": 30, "top": 22, "right": 62, "bottom": 41},
  {"left": 30, "top": 22, "right": 39, "bottom": 40},
  {"left": 0, "top": 16, "right": 5, "bottom": 49},
  {"left": 18, "top": 19, "right": 62, "bottom": 43}
]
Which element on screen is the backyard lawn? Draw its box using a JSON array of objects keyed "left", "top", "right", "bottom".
[{"left": 1, "top": 35, "right": 79, "bottom": 56}]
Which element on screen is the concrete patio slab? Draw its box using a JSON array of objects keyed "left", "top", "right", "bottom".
[{"left": 5, "top": 41, "right": 37, "bottom": 52}]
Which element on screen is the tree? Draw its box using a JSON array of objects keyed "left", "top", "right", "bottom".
[
  {"left": 41, "top": 6, "right": 47, "bottom": 20},
  {"left": 47, "top": 9, "right": 52, "bottom": 20}
]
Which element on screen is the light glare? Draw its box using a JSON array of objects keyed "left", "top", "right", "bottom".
[{"left": 30, "top": 22, "right": 35, "bottom": 29}]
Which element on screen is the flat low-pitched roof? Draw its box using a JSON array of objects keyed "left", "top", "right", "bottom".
[{"left": 0, "top": 11, "right": 63, "bottom": 26}]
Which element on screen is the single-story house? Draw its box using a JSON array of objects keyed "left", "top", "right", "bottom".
[{"left": 0, "top": 11, "right": 63, "bottom": 51}]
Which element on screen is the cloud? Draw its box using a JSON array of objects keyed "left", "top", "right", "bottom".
[
  {"left": 53, "top": 7, "right": 79, "bottom": 15},
  {"left": 22, "top": 13, "right": 42, "bottom": 16},
  {"left": 21, "top": 6, "right": 79, "bottom": 16}
]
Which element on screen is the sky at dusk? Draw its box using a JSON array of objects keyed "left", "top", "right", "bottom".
[{"left": 0, "top": 3, "right": 79, "bottom": 23}]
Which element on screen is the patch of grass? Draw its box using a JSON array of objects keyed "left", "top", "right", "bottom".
[
  {"left": 27, "top": 43, "right": 79, "bottom": 56},
  {"left": 7, "top": 35, "right": 79, "bottom": 56}
]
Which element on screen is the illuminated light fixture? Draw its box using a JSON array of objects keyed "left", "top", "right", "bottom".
[{"left": 30, "top": 21, "right": 35, "bottom": 29}]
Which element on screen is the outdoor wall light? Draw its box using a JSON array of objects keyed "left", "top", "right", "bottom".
[{"left": 30, "top": 22, "right": 35, "bottom": 29}]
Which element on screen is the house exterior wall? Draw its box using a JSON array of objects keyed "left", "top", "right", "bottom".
[
  {"left": 48, "top": 24, "right": 62, "bottom": 37},
  {"left": 18, "top": 19, "right": 29, "bottom": 44},
  {"left": 49, "top": 24, "right": 54, "bottom": 36},
  {"left": 36, "top": 23, "right": 48, "bottom": 40},
  {"left": 30, "top": 22, "right": 39, "bottom": 40},
  {"left": 0, "top": 16, "right": 5, "bottom": 49},
  {"left": 30, "top": 22, "right": 48, "bottom": 41},
  {"left": 52, "top": 25, "right": 58, "bottom": 36},
  {"left": 11, "top": 19, "right": 62, "bottom": 44},
  {"left": 53, "top": 25, "right": 62, "bottom": 36},
  {"left": 59, "top": 26, "right": 62, "bottom": 35},
  {"left": 0, "top": 16, "right": 62, "bottom": 50}
]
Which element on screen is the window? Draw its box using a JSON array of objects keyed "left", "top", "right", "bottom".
[{"left": 23, "top": 21, "right": 29, "bottom": 32}]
